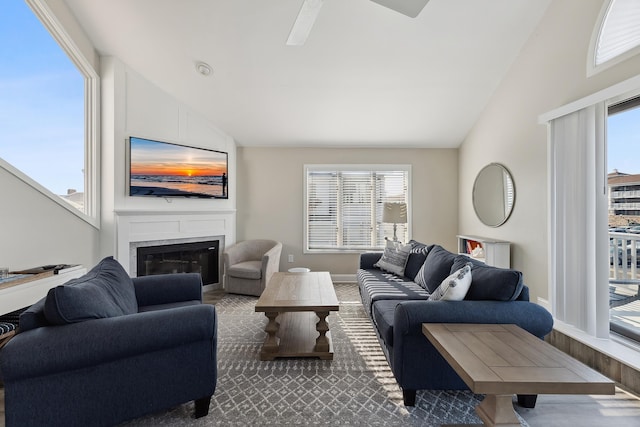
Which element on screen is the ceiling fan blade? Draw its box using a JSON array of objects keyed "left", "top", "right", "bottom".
[
  {"left": 370, "top": 0, "right": 430, "bottom": 18},
  {"left": 286, "top": 0, "right": 324, "bottom": 46}
]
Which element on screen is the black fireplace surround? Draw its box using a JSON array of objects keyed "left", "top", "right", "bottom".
[{"left": 136, "top": 240, "right": 219, "bottom": 285}]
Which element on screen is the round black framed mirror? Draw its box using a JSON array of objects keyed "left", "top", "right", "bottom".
[{"left": 472, "top": 163, "right": 515, "bottom": 227}]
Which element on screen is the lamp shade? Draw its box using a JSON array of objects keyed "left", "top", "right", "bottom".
[{"left": 382, "top": 202, "right": 407, "bottom": 223}]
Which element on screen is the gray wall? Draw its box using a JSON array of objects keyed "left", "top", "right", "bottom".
[
  {"left": 236, "top": 147, "right": 458, "bottom": 274},
  {"left": 458, "top": 0, "right": 640, "bottom": 302}
]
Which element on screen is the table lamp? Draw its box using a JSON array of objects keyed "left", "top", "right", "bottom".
[{"left": 382, "top": 202, "right": 407, "bottom": 242}]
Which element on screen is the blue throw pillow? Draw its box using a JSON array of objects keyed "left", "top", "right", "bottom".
[
  {"left": 374, "top": 240, "right": 412, "bottom": 276},
  {"left": 450, "top": 255, "right": 524, "bottom": 301},
  {"left": 414, "top": 245, "right": 457, "bottom": 293},
  {"left": 403, "top": 240, "right": 434, "bottom": 281},
  {"left": 44, "top": 257, "right": 138, "bottom": 325}
]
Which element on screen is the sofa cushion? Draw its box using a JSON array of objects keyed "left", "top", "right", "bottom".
[
  {"left": 428, "top": 262, "right": 472, "bottom": 301},
  {"left": 414, "top": 245, "right": 457, "bottom": 293},
  {"left": 357, "top": 269, "right": 430, "bottom": 316},
  {"left": 403, "top": 240, "right": 434, "bottom": 281},
  {"left": 227, "top": 261, "right": 262, "bottom": 279},
  {"left": 451, "top": 255, "right": 524, "bottom": 301},
  {"left": 44, "top": 257, "right": 138, "bottom": 325},
  {"left": 371, "top": 300, "right": 403, "bottom": 347},
  {"left": 374, "top": 240, "right": 412, "bottom": 276}
]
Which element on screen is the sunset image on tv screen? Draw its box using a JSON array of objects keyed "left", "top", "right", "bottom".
[{"left": 129, "top": 137, "right": 228, "bottom": 198}]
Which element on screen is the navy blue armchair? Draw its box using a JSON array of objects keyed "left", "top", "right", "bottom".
[{"left": 0, "top": 257, "right": 217, "bottom": 427}]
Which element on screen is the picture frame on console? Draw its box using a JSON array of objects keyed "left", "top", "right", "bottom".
[{"left": 127, "top": 136, "right": 229, "bottom": 199}]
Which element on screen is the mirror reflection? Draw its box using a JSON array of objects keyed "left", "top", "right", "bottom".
[{"left": 472, "top": 163, "right": 515, "bottom": 227}]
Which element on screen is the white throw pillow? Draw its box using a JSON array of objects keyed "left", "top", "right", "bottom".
[
  {"left": 428, "top": 262, "right": 472, "bottom": 301},
  {"left": 374, "top": 240, "right": 412, "bottom": 276}
]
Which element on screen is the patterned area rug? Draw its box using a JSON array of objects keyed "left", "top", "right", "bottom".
[{"left": 124, "top": 283, "right": 528, "bottom": 426}]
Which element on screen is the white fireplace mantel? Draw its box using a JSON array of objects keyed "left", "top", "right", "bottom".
[{"left": 114, "top": 209, "right": 236, "bottom": 276}]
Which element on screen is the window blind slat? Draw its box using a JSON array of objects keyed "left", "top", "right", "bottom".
[
  {"left": 596, "top": 0, "right": 640, "bottom": 64},
  {"left": 307, "top": 171, "right": 338, "bottom": 248}
]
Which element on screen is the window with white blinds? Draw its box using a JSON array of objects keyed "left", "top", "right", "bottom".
[
  {"left": 590, "top": 0, "right": 640, "bottom": 74},
  {"left": 304, "top": 165, "right": 410, "bottom": 252}
]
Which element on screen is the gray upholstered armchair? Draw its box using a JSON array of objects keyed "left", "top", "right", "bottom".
[{"left": 223, "top": 239, "right": 282, "bottom": 296}]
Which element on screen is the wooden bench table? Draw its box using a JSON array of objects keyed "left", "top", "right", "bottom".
[{"left": 422, "top": 323, "right": 615, "bottom": 427}]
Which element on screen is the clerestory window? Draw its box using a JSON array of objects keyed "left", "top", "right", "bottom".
[
  {"left": 304, "top": 165, "right": 410, "bottom": 252},
  {"left": 0, "top": 0, "right": 99, "bottom": 226},
  {"left": 589, "top": 0, "right": 640, "bottom": 75}
]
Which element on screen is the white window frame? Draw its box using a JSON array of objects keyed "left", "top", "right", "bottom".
[
  {"left": 0, "top": 0, "right": 100, "bottom": 228},
  {"left": 303, "top": 164, "right": 411, "bottom": 253},
  {"left": 540, "top": 75, "right": 640, "bottom": 344}
]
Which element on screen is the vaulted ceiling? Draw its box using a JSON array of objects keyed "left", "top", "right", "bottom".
[{"left": 63, "top": 0, "right": 551, "bottom": 148}]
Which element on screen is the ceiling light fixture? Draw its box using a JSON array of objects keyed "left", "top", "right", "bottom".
[
  {"left": 195, "top": 61, "right": 212, "bottom": 76},
  {"left": 286, "top": 0, "right": 324, "bottom": 46}
]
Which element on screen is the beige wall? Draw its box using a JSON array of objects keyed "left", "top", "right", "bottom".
[
  {"left": 459, "top": 0, "right": 640, "bottom": 302},
  {"left": 237, "top": 147, "right": 458, "bottom": 274}
]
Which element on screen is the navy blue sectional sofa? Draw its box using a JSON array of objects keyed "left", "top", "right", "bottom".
[
  {"left": 358, "top": 242, "right": 553, "bottom": 407},
  {"left": 0, "top": 257, "right": 217, "bottom": 427}
]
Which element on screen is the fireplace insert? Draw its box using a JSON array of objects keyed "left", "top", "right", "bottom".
[{"left": 136, "top": 240, "right": 219, "bottom": 285}]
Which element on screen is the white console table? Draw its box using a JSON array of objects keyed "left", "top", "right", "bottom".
[
  {"left": 0, "top": 268, "right": 86, "bottom": 315},
  {"left": 456, "top": 235, "right": 511, "bottom": 268}
]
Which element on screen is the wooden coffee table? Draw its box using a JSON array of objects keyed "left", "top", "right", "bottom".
[
  {"left": 422, "top": 323, "right": 615, "bottom": 427},
  {"left": 255, "top": 271, "right": 339, "bottom": 361}
]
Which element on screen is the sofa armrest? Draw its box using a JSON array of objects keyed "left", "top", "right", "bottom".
[
  {"left": 360, "top": 252, "right": 383, "bottom": 269},
  {"left": 389, "top": 300, "right": 553, "bottom": 390},
  {"left": 0, "top": 304, "right": 216, "bottom": 382},
  {"left": 394, "top": 300, "right": 553, "bottom": 340},
  {"left": 133, "top": 273, "right": 202, "bottom": 306}
]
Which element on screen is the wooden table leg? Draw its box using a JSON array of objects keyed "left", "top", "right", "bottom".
[
  {"left": 314, "top": 311, "right": 330, "bottom": 352},
  {"left": 475, "top": 394, "right": 521, "bottom": 427},
  {"left": 260, "top": 311, "right": 280, "bottom": 360}
]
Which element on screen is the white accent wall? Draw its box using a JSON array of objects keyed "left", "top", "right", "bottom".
[{"left": 100, "top": 57, "right": 237, "bottom": 274}]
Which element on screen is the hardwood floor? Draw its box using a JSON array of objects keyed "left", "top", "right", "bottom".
[{"left": 515, "top": 387, "right": 640, "bottom": 426}]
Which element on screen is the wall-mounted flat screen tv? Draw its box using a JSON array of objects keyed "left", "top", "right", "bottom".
[{"left": 128, "top": 136, "right": 228, "bottom": 199}]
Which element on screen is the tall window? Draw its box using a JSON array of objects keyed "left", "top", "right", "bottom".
[
  {"left": 0, "top": 0, "right": 98, "bottom": 224},
  {"left": 304, "top": 165, "right": 410, "bottom": 252},
  {"left": 607, "top": 96, "right": 640, "bottom": 343}
]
